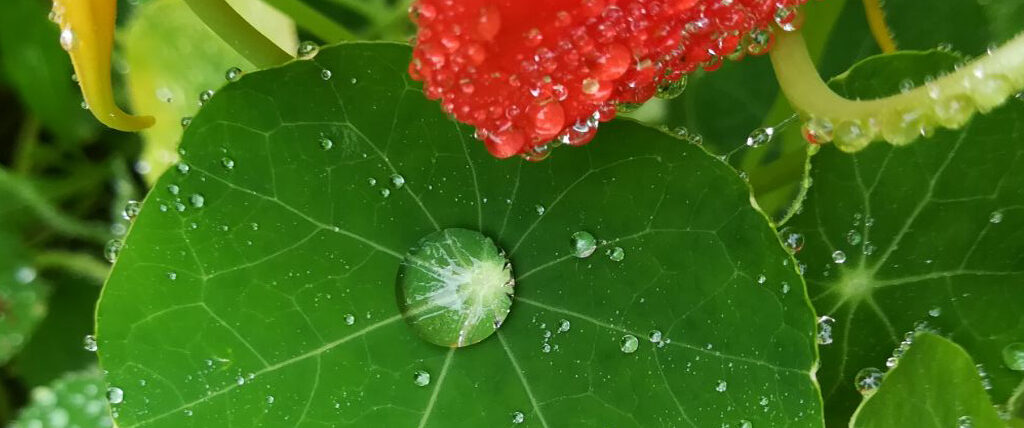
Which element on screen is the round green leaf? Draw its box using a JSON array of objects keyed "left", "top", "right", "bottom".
[
  {"left": 789, "top": 51, "right": 1024, "bottom": 425},
  {"left": 97, "top": 43, "right": 822, "bottom": 427}
]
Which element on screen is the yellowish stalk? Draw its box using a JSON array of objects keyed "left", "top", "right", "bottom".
[
  {"left": 861, "top": 0, "right": 897, "bottom": 54},
  {"left": 52, "top": 0, "right": 154, "bottom": 131}
]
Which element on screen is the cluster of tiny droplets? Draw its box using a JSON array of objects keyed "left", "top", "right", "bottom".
[{"left": 409, "top": 0, "right": 808, "bottom": 159}]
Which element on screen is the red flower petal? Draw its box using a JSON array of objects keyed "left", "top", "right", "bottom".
[{"left": 410, "top": 0, "right": 807, "bottom": 158}]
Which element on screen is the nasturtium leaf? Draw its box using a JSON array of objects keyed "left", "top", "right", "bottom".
[
  {"left": 122, "top": 0, "right": 297, "bottom": 182},
  {"left": 97, "top": 43, "right": 823, "bottom": 427},
  {"left": 849, "top": 333, "right": 1003, "bottom": 428},
  {"left": 788, "top": 51, "right": 1024, "bottom": 426},
  {"left": 9, "top": 369, "right": 114, "bottom": 428},
  {"left": 0, "top": 232, "right": 49, "bottom": 365}
]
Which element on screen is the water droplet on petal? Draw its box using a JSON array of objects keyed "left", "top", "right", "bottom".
[
  {"left": 832, "top": 250, "right": 847, "bottom": 264},
  {"left": 123, "top": 200, "right": 142, "bottom": 220},
  {"left": 391, "top": 174, "right": 406, "bottom": 189},
  {"left": 189, "top": 194, "right": 205, "bottom": 208},
  {"left": 297, "top": 41, "right": 319, "bottom": 59}
]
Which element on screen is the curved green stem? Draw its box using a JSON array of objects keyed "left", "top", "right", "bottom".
[
  {"left": 183, "top": 0, "right": 293, "bottom": 68},
  {"left": 0, "top": 168, "right": 110, "bottom": 245},
  {"left": 262, "top": 0, "right": 356, "bottom": 42},
  {"left": 770, "top": 28, "right": 1024, "bottom": 151},
  {"left": 861, "top": 0, "right": 897, "bottom": 53},
  {"left": 34, "top": 250, "right": 110, "bottom": 284}
]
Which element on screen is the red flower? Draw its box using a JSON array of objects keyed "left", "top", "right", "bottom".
[{"left": 409, "top": 0, "right": 807, "bottom": 159}]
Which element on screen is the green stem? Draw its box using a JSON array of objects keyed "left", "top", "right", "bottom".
[
  {"left": 0, "top": 168, "right": 110, "bottom": 245},
  {"left": 11, "top": 116, "right": 40, "bottom": 176},
  {"left": 183, "top": 0, "right": 294, "bottom": 68},
  {"left": 262, "top": 0, "right": 356, "bottom": 42},
  {"left": 769, "top": 28, "right": 1024, "bottom": 151},
  {"left": 34, "top": 250, "right": 110, "bottom": 284}
]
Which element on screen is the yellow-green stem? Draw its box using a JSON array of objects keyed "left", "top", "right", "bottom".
[
  {"left": 769, "top": 28, "right": 1024, "bottom": 151},
  {"left": 182, "top": 0, "right": 293, "bottom": 68}
]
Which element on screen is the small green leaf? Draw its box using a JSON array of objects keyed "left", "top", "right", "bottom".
[
  {"left": 0, "top": 232, "right": 49, "bottom": 365},
  {"left": 9, "top": 369, "right": 114, "bottom": 428},
  {"left": 850, "top": 333, "right": 1003, "bottom": 428},
  {"left": 789, "top": 51, "right": 1024, "bottom": 425},
  {"left": 97, "top": 43, "right": 822, "bottom": 427}
]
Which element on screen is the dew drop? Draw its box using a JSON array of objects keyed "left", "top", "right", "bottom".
[
  {"left": 648, "top": 330, "right": 663, "bottom": 343},
  {"left": 655, "top": 76, "right": 688, "bottom": 100},
  {"left": 318, "top": 135, "right": 334, "bottom": 150},
  {"left": 380, "top": 188, "right": 391, "bottom": 198},
  {"left": 957, "top": 416, "right": 973, "bottom": 428},
  {"left": 391, "top": 174, "right": 406, "bottom": 189},
  {"left": 59, "top": 28, "right": 75, "bottom": 51},
  {"left": 189, "top": 194, "right": 205, "bottom": 208},
  {"left": 535, "top": 205, "right": 546, "bottom": 215},
  {"left": 297, "top": 41, "right": 319, "bottom": 59},
  {"left": 511, "top": 411, "right": 525, "bottom": 424},
  {"left": 801, "top": 117, "right": 834, "bottom": 144},
  {"left": 834, "top": 120, "right": 873, "bottom": 153},
  {"left": 83, "top": 335, "right": 98, "bottom": 352},
  {"left": 745, "top": 127, "right": 774, "bottom": 148},
  {"left": 989, "top": 211, "right": 1003, "bottom": 224},
  {"left": 854, "top": 367, "right": 884, "bottom": 396},
  {"left": 569, "top": 231, "right": 597, "bottom": 258},
  {"left": 816, "top": 316, "right": 835, "bottom": 345},
  {"left": 225, "top": 67, "right": 243, "bottom": 82},
  {"left": 780, "top": 228, "right": 805, "bottom": 253},
  {"left": 180, "top": 117, "right": 193, "bottom": 129},
  {"left": 619, "top": 334, "right": 639, "bottom": 353},
  {"left": 344, "top": 313, "right": 355, "bottom": 325},
  {"left": 557, "top": 319, "right": 571, "bottom": 333},
  {"left": 104, "top": 240, "right": 123, "bottom": 263},
  {"left": 1002, "top": 343, "right": 1024, "bottom": 371},
  {"left": 106, "top": 387, "right": 124, "bottom": 404},
  {"left": 412, "top": 370, "right": 430, "bottom": 387},
  {"left": 845, "top": 230, "right": 862, "bottom": 246},
  {"left": 123, "top": 200, "right": 141, "bottom": 220},
  {"left": 266, "top": 395, "right": 275, "bottom": 404},
  {"left": 715, "top": 380, "right": 728, "bottom": 392},
  {"left": 198, "top": 89, "right": 214, "bottom": 105},
  {"left": 320, "top": 69, "right": 332, "bottom": 80},
  {"left": 221, "top": 157, "right": 235, "bottom": 170},
  {"left": 606, "top": 247, "right": 625, "bottom": 262},
  {"left": 928, "top": 307, "right": 942, "bottom": 317},
  {"left": 832, "top": 250, "right": 847, "bottom": 264}
]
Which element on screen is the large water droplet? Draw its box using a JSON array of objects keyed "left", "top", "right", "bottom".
[
  {"left": 511, "top": 411, "right": 525, "bottom": 424},
  {"left": 569, "top": 231, "right": 597, "bottom": 258},
  {"left": 59, "top": 28, "right": 75, "bottom": 51},
  {"left": 397, "top": 229, "right": 513, "bottom": 347},
  {"left": 801, "top": 117, "right": 834, "bottom": 144},
  {"left": 832, "top": 250, "right": 847, "bottom": 264},
  {"left": 989, "top": 211, "right": 1004, "bottom": 224},
  {"left": 189, "top": 194, "right": 205, "bottom": 208}
]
